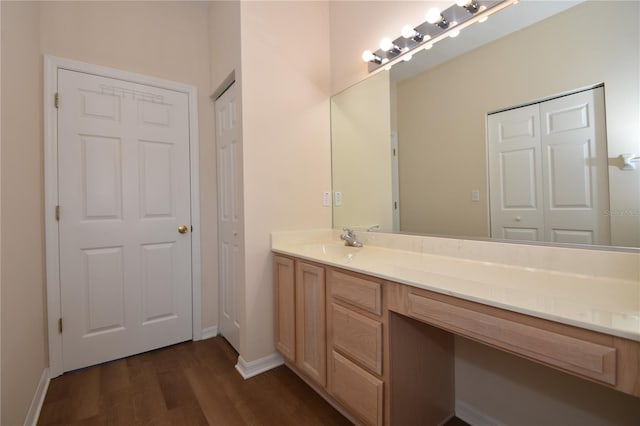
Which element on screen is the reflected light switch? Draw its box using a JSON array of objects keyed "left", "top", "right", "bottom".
[
  {"left": 334, "top": 191, "right": 343, "bottom": 206},
  {"left": 471, "top": 190, "right": 480, "bottom": 202}
]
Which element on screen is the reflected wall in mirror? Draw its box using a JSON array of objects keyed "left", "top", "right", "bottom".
[{"left": 331, "top": 0, "right": 640, "bottom": 248}]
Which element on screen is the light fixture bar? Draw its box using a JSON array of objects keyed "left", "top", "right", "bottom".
[{"left": 364, "top": 0, "right": 514, "bottom": 73}]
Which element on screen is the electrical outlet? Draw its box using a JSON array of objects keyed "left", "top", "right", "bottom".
[{"left": 471, "top": 190, "right": 480, "bottom": 202}]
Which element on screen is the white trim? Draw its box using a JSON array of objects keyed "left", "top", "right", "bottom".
[
  {"left": 200, "top": 325, "right": 219, "bottom": 340},
  {"left": 235, "top": 352, "right": 284, "bottom": 379},
  {"left": 44, "top": 55, "right": 202, "bottom": 377},
  {"left": 456, "top": 400, "right": 505, "bottom": 426},
  {"left": 24, "top": 368, "right": 50, "bottom": 426}
]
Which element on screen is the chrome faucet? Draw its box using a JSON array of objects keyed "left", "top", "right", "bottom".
[{"left": 340, "top": 227, "right": 363, "bottom": 247}]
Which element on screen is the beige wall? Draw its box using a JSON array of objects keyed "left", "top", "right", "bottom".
[
  {"left": 1, "top": 3, "right": 45, "bottom": 424},
  {"left": 1, "top": 2, "right": 215, "bottom": 423},
  {"left": 238, "top": 0, "right": 332, "bottom": 361},
  {"left": 332, "top": 71, "right": 393, "bottom": 232},
  {"left": 397, "top": 1, "right": 640, "bottom": 245}
]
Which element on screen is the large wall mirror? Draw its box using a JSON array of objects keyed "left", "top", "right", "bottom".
[{"left": 331, "top": 0, "right": 640, "bottom": 249}]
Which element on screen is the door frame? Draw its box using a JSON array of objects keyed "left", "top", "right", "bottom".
[{"left": 44, "top": 55, "right": 202, "bottom": 378}]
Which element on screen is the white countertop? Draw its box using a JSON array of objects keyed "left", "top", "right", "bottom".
[{"left": 272, "top": 230, "right": 640, "bottom": 342}]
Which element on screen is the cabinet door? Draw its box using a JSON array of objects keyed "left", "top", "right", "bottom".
[
  {"left": 296, "top": 261, "right": 326, "bottom": 387},
  {"left": 273, "top": 255, "right": 295, "bottom": 362}
]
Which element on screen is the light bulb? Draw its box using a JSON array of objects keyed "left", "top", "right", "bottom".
[
  {"left": 380, "top": 37, "right": 394, "bottom": 52},
  {"left": 403, "top": 54, "right": 413, "bottom": 62},
  {"left": 361, "top": 50, "right": 375, "bottom": 62},
  {"left": 456, "top": 0, "right": 470, "bottom": 6},
  {"left": 401, "top": 25, "right": 416, "bottom": 39},
  {"left": 426, "top": 7, "right": 442, "bottom": 24}
]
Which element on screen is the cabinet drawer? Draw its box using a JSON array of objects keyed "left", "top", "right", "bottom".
[
  {"left": 328, "top": 269, "right": 382, "bottom": 315},
  {"left": 332, "top": 303, "right": 383, "bottom": 375},
  {"left": 330, "top": 351, "right": 383, "bottom": 426},
  {"left": 407, "top": 292, "right": 617, "bottom": 385}
]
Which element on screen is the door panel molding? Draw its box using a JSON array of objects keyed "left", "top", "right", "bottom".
[{"left": 44, "top": 55, "right": 201, "bottom": 378}]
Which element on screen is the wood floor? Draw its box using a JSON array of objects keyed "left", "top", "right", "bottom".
[{"left": 38, "top": 337, "right": 469, "bottom": 425}]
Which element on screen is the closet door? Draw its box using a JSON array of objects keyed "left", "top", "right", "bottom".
[
  {"left": 488, "top": 104, "right": 544, "bottom": 241},
  {"left": 540, "top": 87, "right": 610, "bottom": 245}
]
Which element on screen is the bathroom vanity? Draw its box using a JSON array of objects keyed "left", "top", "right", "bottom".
[{"left": 271, "top": 230, "right": 640, "bottom": 426}]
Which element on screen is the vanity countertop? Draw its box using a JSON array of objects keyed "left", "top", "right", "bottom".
[{"left": 272, "top": 230, "right": 640, "bottom": 342}]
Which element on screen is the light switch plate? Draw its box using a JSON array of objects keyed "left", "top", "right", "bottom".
[
  {"left": 334, "top": 191, "right": 343, "bottom": 206},
  {"left": 471, "top": 190, "right": 480, "bottom": 202},
  {"left": 323, "top": 191, "right": 331, "bottom": 207}
]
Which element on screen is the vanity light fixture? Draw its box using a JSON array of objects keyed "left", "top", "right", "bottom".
[
  {"left": 361, "top": 50, "right": 382, "bottom": 64},
  {"left": 426, "top": 7, "right": 449, "bottom": 29},
  {"left": 379, "top": 37, "right": 401, "bottom": 55},
  {"left": 401, "top": 25, "right": 427, "bottom": 43},
  {"left": 456, "top": 0, "right": 480, "bottom": 14},
  {"left": 361, "top": 0, "right": 518, "bottom": 72}
]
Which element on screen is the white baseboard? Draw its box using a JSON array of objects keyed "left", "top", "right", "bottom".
[
  {"left": 200, "top": 325, "right": 218, "bottom": 340},
  {"left": 456, "top": 400, "right": 505, "bottom": 426},
  {"left": 25, "top": 368, "right": 50, "bottom": 426},
  {"left": 235, "top": 352, "right": 284, "bottom": 379}
]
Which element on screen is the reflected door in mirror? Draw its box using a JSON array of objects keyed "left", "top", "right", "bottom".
[{"left": 488, "top": 86, "right": 610, "bottom": 245}]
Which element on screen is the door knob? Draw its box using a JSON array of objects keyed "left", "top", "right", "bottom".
[{"left": 178, "top": 225, "right": 189, "bottom": 234}]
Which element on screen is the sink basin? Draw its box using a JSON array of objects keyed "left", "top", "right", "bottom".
[{"left": 300, "top": 243, "right": 361, "bottom": 261}]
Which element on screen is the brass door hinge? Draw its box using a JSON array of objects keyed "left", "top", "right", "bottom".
[
  {"left": 55, "top": 205, "right": 60, "bottom": 221},
  {"left": 54, "top": 92, "right": 59, "bottom": 109},
  {"left": 58, "top": 318, "right": 63, "bottom": 333}
]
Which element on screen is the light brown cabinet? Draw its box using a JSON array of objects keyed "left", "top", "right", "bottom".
[
  {"left": 327, "top": 268, "right": 385, "bottom": 426},
  {"left": 295, "top": 261, "right": 327, "bottom": 387},
  {"left": 273, "top": 256, "right": 327, "bottom": 387},
  {"left": 273, "top": 255, "right": 295, "bottom": 362},
  {"left": 275, "top": 252, "right": 640, "bottom": 425},
  {"left": 273, "top": 255, "right": 327, "bottom": 387}
]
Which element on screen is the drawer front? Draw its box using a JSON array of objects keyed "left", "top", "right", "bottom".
[
  {"left": 330, "top": 351, "right": 384, "bottom": 426},
  {"left": 329, "top": 269, "right": 382, "bottom": 315},
  {"left": 332, "top": 303, "right": 383, "bottom": 375},
  {"left": 407, "top": 292, "right": 617, "bottom": 385}
]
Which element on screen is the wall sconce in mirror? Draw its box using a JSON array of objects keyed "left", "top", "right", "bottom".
[{"left": 362, "top": 0, "right": 517, "bottom": 73}]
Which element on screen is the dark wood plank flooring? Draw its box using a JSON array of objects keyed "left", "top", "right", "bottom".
[{"left": 38, "top": 337, "right": 468, "bottom": 425}]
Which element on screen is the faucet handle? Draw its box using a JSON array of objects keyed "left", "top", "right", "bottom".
[{"left": 342, "top": 227, "right": 355, "bottom": 236}]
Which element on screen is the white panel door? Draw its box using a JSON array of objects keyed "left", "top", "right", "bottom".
[
  {"left": 540, "top": 87, "right": 610, "bottom": 245},
  {"left": 58, "top": 69, "right": 192, "bottom": 372},
  {"left": 488, "top": 104, "right": 544, "bottom": 241},
  {"left": 215, "top": 83, "right": 242, "bottom": 352}
]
